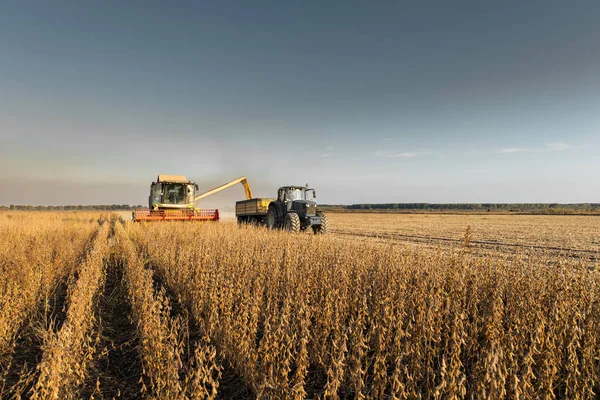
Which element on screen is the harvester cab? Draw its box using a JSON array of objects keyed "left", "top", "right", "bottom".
[{"left": 149, "top": 175, "right": 198, "bottom": 210}]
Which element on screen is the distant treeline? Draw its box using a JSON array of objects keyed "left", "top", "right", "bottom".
[
  {"left": 0, "top": 205, "right": 144, "bottom": 211},
  {"left": 322, "top": 203, "right": 600, "bottom": 214},
  {"left": 3, "top": 203, "right": 600, "bottom": 214}
]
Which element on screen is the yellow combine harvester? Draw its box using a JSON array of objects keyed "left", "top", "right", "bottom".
[{"left": 132, "top": 175, "right": 252, "bottom": 222}]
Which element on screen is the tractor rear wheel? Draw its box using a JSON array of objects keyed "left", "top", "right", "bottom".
[
  {"left": 284, "top": 212, "right": 301, "bottom": 233},
  {"left": 266, "top": 206, "right": 279, "bottom": 229},
  {"left": 313, "top": 213, "right": 329, "bottom": 235}
]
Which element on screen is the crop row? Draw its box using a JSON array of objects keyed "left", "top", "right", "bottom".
[
  {"left": 30, "top": 221, "right": 110, "bottom": 399},
  {"left": 0, "top": 213, "right": 98, "bottom": 395},
  {"left": 115, "top": 222, "right": 220, "bottom": 399}
]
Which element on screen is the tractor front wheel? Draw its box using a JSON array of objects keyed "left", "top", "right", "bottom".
[
  {"left": 284, "top": 212, "right": 301, "bottom": 233},
  {"left": 313, "top": 213, "right": 329, "bottom": 235}
]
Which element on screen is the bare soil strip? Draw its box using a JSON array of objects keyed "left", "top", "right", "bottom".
[{"left": 81, "top": 261, "right": 142, "bottom": 399}]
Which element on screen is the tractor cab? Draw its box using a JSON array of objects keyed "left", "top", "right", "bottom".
[
  {"left": 277, "top": 186, "right": 318, "bottom": 217},
  {"left": 278, "top": 186, "right": 317, "bottom": 203}
]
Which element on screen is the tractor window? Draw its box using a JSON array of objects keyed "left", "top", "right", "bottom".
[
  {"left": 286, "top": 188, "right": 305, "bottom": 201},
  {"left": 163, "top": 184, "right": 186, "bottom": 204}
]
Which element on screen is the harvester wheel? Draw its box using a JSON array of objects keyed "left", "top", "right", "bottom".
[
  {"left": 284, "top": 212, "right": 301, "bottom": 233},
  {"left": 266, "top": 206, "right": 279, "bottom": 229},
  {"left": 313, "top": 213, "right": 329, "bottom": 235}
]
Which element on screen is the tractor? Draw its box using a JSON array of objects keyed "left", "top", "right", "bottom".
[{"left": 264, "top": 185, "right": 328, "bottom": 234}]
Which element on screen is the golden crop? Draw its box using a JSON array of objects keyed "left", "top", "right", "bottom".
[
  {"left": 116, "top": 221, "right": 220, "bottom": 399},
  {"left": 31, "top": 222, "right": 110, "bottom": 400},
  {"left": 0, "top": 212, "right": 98, "bottom": 397},
  {"left": 0, "top": 211, "right": 598, "bottom": 399}
]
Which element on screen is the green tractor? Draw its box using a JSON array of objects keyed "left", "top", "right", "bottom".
[{"left": 265, "top": 186, "right": 328, "bottom": 234}]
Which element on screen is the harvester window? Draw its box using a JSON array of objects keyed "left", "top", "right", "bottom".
[
  {"left": 152, "top": 183, "right": 162, "bottom": 204},
  {"left": 163, "top": 184, "right": 186, "bottom": 204},
  {"left": 187, "top": 185, "right": 194, "bottom": 203}
]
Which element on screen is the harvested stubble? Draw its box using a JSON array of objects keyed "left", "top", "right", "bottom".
[
  {"left": 328, "top": 213, "right": 600, "bottom": 253},
  {"left": 115, "top": 221, "right": 220, "bottom": 400},
  {"left": 30, "top": 220, "right": 110, "bottom": 400},
  {"left": 130, "top": 221, "right": 600, "bottom": 399}
]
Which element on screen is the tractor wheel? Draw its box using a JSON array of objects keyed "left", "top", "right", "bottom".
[
  {"left": 313, "top": 213, "right": 329, "bottom": 235},
  {"left": 284, "top": 212, "right": 301, "bottom": 233},
  {"left": 266, "top": 206, "right": 279, "bottom": 229}
]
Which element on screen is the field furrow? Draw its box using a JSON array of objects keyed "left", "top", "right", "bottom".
[{"left": 80, "top": 226, "right": 143, "bottom": 399}]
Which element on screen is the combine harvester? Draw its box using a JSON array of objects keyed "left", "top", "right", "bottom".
[{"left": 132, "top": 174, "right": 252, "bottom": 222}]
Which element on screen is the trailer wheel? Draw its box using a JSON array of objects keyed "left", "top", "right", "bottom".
[
  {"left": 284, "top": 212, "right": 301, "bottom": 233},
  {"left": 313, "top": 213, "right": 329, "bottom": 235},
  {"left": 249, "top": 217, "right": 260, "bottom": 226}
]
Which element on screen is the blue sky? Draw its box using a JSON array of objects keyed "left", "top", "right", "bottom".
[{"left": 1, "top": 1, "right": 599, "bottom": 206}]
